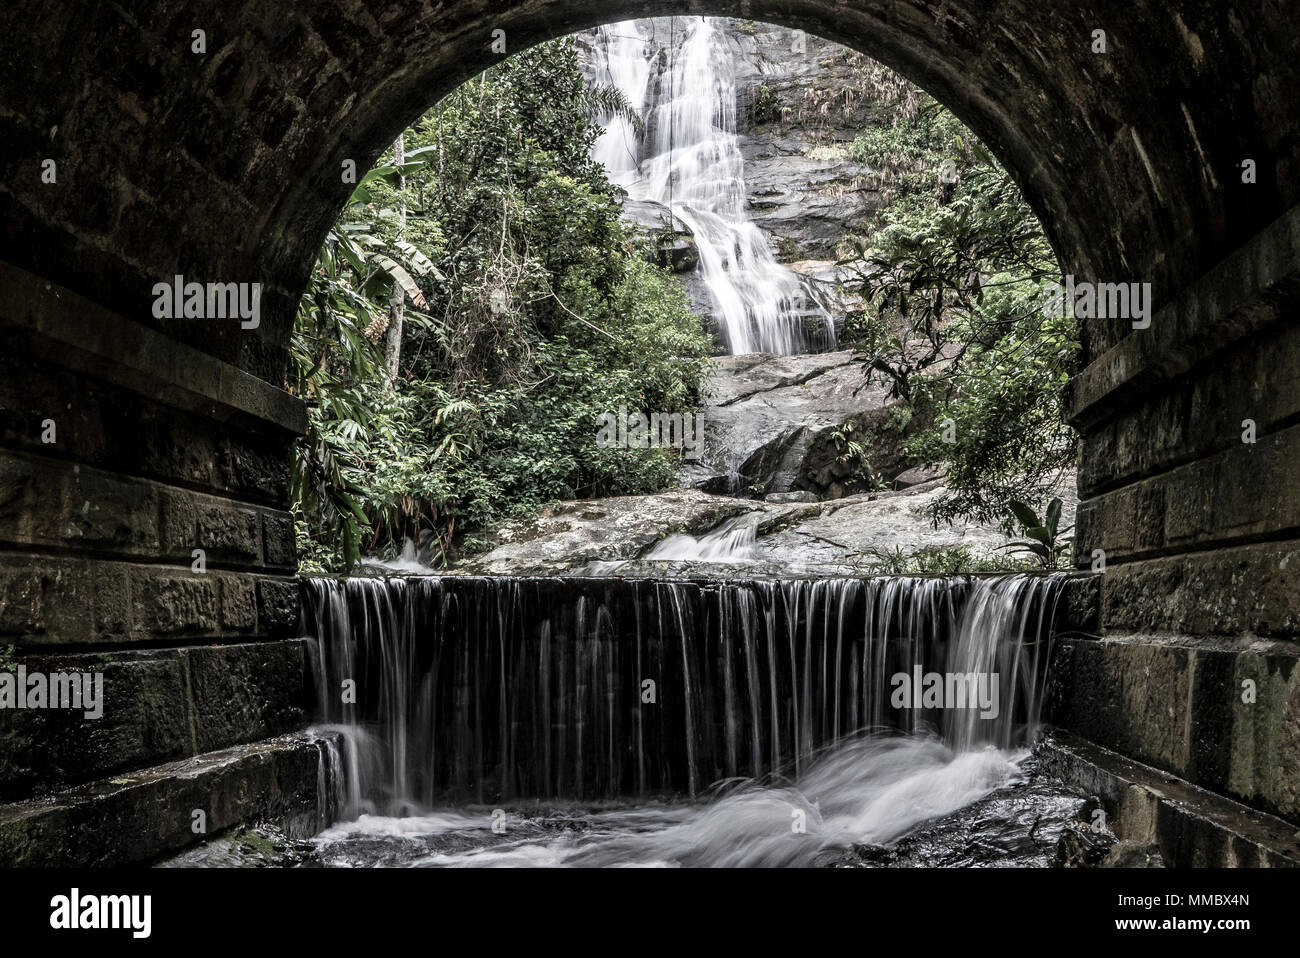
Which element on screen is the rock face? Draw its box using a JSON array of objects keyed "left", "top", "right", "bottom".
[
  {"left": 728, "top": 22, "right": 884, "bottom": 263},
  {"left": 685, "top": 349, "right": 912, "bottom": 498},
  {"left": 452, "top": 474, "right": 1079, "bottom": 578},
  {"left": 592, "top": 19, "right": 878, "bottom": 351}
]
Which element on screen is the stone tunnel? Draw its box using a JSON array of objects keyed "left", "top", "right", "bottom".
[{"left": 1, "top": 0, "right": 1299, "bottom": 865}]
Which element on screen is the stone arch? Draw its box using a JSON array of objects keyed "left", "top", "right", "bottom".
[
  {"left": 4, "top": 1, "right": 1296, "bottom": 374},
  {"left": 3, "top": 2, "right": 1300, "bottom": 864}
]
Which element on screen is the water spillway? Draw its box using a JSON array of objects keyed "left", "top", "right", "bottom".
[{"left": 302, "top": 573, "right": 1073, "bottom": 819}]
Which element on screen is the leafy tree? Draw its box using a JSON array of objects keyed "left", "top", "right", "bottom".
[
  {"left": 289, "top": 38, "right": 709, "bottom": 572},
  {"left": 841, "top": 93, "right": 1079, "bottom": 528}
]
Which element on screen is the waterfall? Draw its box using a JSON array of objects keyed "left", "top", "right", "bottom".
[
  {"left": 642, "top": 514, "right": 760, "bottom": 561},
  {"left": 586, "top": 18, "right": 835, "bottom": 356},
  {"left": 302, "top": 572, "right": 1071, "bottom": 816}
]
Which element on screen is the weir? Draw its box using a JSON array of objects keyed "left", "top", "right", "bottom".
[{"left": 302, "top": 572, "right": 1076, "bottom": 817}]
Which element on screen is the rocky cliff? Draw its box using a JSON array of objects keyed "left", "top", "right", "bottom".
[
  {"left": 602, "top": 20, "right": 887, "bottom": 266},
  {"left": 729, "top": 20, "right": 884, "bottom": 262}
]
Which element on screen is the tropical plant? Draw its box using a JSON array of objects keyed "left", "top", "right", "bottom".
[
  {"left": 289, "top": 38, "right": 711, "bottom": 572},
  {"left": 1001, "top": 497, "right": 1072, "bottom": 570}
]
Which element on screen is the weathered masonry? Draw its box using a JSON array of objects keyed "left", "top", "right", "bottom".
[{"left": 2, "top": 1, "right": 1299, "bottom": 865}]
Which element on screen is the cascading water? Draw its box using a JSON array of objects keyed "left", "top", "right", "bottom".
[
  {"left": 587, "top": 18, "right": 836, "bottom": 356},
  {"left": 643, "top": 514, "right": 760, "bottom": 562},
  {"left": 301, "top": 572, "right": 1078, "bottom": 865}
]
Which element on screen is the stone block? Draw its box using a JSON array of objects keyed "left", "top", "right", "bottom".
[
  {"left": 1102, "top": 541, "right": 1300, "bottom": 636},
  {"left": 196, "top": 500, "right": 261, "bottom": 563},
  {"left": 261, "top": 511, "right": 296, "bottom": 569},
  {"left": 0, "top": 641, "right": 308, "bottom": 801},
  {"left": 130, "top": 568, "right": 220, "bottom": 637},
  {"left": 1050, "top": 634, "right": 1300, "bottom": 823},
  {"left": 219, "top": 576, "right": 258, "bottom": 631},
  {"left": 255, "top": 576, "right": 299, "bottom": 637}
]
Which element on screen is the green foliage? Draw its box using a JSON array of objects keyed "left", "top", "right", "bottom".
[
  {"left": 1000, "top": 496, "right": 1072, "bottom": 570},
  {"left": 290, "top": 39, "right": 709, "bottom": 572},
  {"left": 747, "top": 84, "right": 780, "bottom": 127},
  {"left": 841, "top": 87, "right": 1079, "bottom": 527},
  {"left": 289, "top": 147, "right": 445, "bottom": 569},
  {"left": 826, "top": 422, "right": 888, "bottom": 492},
  {"left": 865, "top": 545, "right": 1033, "bottom": 575}
]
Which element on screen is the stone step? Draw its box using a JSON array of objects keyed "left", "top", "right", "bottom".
[
  {"left": 1039, "top": 730, "right": 1300, "bottom": 867},
  {"left": 1048, "top": 632, "right": 1300, "bottom": 824},
  {"left": 0, "top": 729, "right": 337, "bottom": 867},
  {"left": 0, "top": 639, "right": 310, "bottom": 801}
]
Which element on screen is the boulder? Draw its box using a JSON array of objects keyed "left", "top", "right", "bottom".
[
  {"left": 691, "top": 349, "right": 913, "bottom": 497},
  {"left": 448, "top": 471, "right": 1079, "bottom": 578}
]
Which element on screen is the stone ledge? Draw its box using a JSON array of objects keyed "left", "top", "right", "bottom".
[
  {"left": 0, "top": 345, "right": 294, "bottom": 508},
  {"left": 1048, "top": 633, "right": 1300, "bottom": 821},
  {"left": 1068, "top": 204, "right": 1300, "bottom": 429},
  {"left": 1077, "top": 317, "right": 1300, "bottom": 499},
  {"left": 0, "top": 730, "right": 337, "bottom": 867},
  {"left": 1090, "top": 541, "right": 1300, "bottom": 636},
  {"left": 1038, "top": 731, "right": 1300, "bottom": 867},
  {"left": 1074, "top": 421, "right": 1300, "bottom": 565},
  {"left": 0, "top": 639, "right": 309, "bottom": 801},
  {"left": 0, "top": 447, "right": 295, "bottom": 571},
  {"left": 0, "top": 260, "right": 306, "bottom": 436},
  {"left": 0, "top": 555, "right": 299, "bottom": 645}
]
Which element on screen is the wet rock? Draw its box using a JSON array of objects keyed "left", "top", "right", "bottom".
[
  {"left": 617, "top": 196, "right": 698, "bottom": 273},
  {"left": 1056, "top": 820, "right": 1117, "bottom": 867},
  {"left": 450, "top": 473, "right": 1078, "bottom": 577},
  {"left": 698, "top": 350, "right": 910, "bottom": 497},
  {"left": 824, "top": 756, "right": 1094, "bottom": 868},
  {"left": 160, "top": 823, "right": 319, "bottom": 867},
  {"left": 452, "top": 489, "right": 754, "bottom": 575},
  {"left": 765, "top": 491, "right": 820, "bottom": 503},
  {"left": 1102, "top": 841, "right": 1165, "bottom": 868},
  {"left": 837, "top": 842, "right": 898, "bottom": 865}
]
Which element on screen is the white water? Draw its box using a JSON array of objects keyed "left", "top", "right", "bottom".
[
  {"left": 356, "top": 532, "right": 437, "bottom": 574},
  {"left": 312, "top": 735, "right": 1028, "bottom": 867},
  {"left": 642, "top": 514, "right": 760, "bottom": 561},
  {"left": 302, "top": 573, "right": 1070, "bottom": 866},
  {"left": 577, "top": 513, "right": 759, "bottom": 573},
  {"left": 588, "top": 18, "right": 834, "bottom": 356}
]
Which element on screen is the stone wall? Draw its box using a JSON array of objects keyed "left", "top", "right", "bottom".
[
  {"left": 1053, "top": 206, "right": 1300, "bottom": 826},
  {"left": 0, "top": 262, "right": 308, "bottom": 810}
]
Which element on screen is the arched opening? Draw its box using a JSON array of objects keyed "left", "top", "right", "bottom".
[
  {"left": 283, "top": 16, "right": 1087, "bottom": 867},
  {"left": 292, "top": 17, "right": 1078, "bottom": 580},
  {"left": 2, "top": 0, "right": 1299, "bottom": 869}
]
